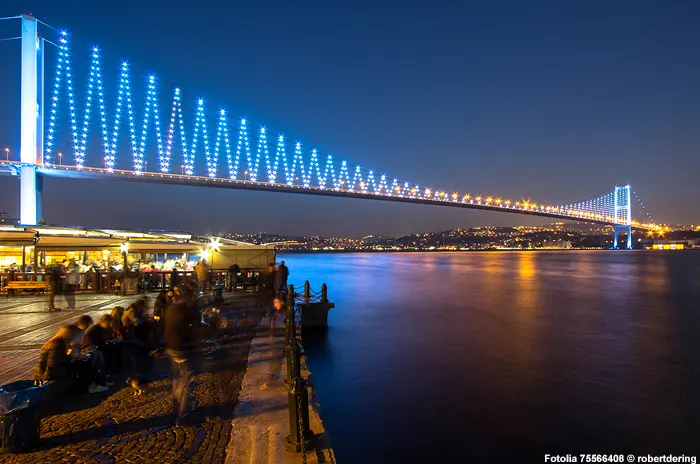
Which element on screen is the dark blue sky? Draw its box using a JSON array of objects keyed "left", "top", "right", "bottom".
[{"left": 0, "top": 0, "right": 698, "bottom": 236}]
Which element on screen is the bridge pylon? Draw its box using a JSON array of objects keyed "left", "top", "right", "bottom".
[
  {"left": 612, "top": 184, "right": 632, "bottom": 249},
  {"left": 19, "top": 14, "right": 44, "bottom": 225}
]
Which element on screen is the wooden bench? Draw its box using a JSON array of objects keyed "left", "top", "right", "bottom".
[{"left": 5, "top": 281, "right": 51, "bottom": 297}]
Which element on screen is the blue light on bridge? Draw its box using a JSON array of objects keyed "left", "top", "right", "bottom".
[{"left": 17, "top": 24, "right": 657, "bottom": 233}]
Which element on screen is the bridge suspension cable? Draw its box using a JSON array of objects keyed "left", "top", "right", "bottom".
[{"left": 10, "top": 18, "right": 659, "bottom": 231}]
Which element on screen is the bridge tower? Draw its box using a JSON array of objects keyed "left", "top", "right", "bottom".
[
  {"left": 19, "top": 14, "right": 44, "bottom": 225},
  {"left": 612, "top": 184, "right": 632, "bottom": 249}
]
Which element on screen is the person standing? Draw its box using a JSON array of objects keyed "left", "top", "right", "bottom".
[
  {"left": 164, "top": 286, "right": 201, "bottom": 424},
  {"left": 47, "top": 263, "right": 64, "bottom": 312},
  {"left": 227, "top": 263, "right": 241, "bottom": 292},
  {"left": 264, "top": 265, "right": 277, "bottom": 300},
  {"left": 196, "top": 258, "right": 209, "bottom": 294},
  {"left": 65, "top": 259, "right": 80, "bottom": 310},
  {"left": 277, "top": 261, "right": 289, "bottom": 295}
]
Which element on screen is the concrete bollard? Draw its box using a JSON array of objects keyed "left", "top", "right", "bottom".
[
  {"left": 304, "top": 280, "right": 310, "bottom": 301},
  {"left": 321, "top": 283, "right": 328, "bottom": 303}
]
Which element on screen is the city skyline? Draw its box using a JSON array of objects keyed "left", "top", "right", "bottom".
[{"left": 0, "top": 1, "right": 698, "bottom": 236}]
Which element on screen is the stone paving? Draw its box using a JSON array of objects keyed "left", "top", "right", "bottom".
[{"left": 0, "top": 291, "right": 268, "bottom": 463}]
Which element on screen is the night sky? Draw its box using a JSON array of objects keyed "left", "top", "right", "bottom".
[{"left": 0, "top": 0, "right": 698, "bottom": 237}]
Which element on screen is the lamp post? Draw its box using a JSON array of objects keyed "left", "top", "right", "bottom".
[
  {"left": 145, "top": 161, "right": 148, "bottom": 173},
  {"left": 181, "top": 164, "right": 184, "bottom": 175},
  {"left": 4, "top": 147, "right": 8, "bottom": 161},
  {"left": 58, "top": 152, "right": 63, "bottom": 166},
  {"left": 244, "top": 170, "right": 248, "bottom": 182}
]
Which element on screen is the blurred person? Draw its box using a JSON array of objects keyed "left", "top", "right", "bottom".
[
  {"left": 164, "top": 285, "right": 201, "bottom": 424},
  {"left": 82, "top": 314, "right": 120, "bottom": 376},
  {"left": 153, "top": 290, "right": 169, "bottom": 321},
  {"left": 46, "top": 263, "right": 65, "bottom": 312},
  {"left": 269, "top": 297, "right": 285, "bottom": 337},
  {"left": 34, "top": 324, "right": 82, "bottom": 382},
  {"left": 110, "top": 306, "right": 127, "bottom": 340},
  {"left": 227, "top": 262, "right": 241, "bottom": 292},
  {"left": 276, "top": 261, "right": 289, "bottom": 295},
  {"left": 264, "top": 264, "right": 277, "bottom": 301},
  {"left": 76, "top": 315, "right": 93, "bottom": 332},
  {"left": 196, "top": 258, "right": 209, "bottom": 294},
  {"left": 75, "top": 315, "right": 112, "bottom": 390},
  {"left": 65, "top": 258, "right": 80, "bottom": 310}
]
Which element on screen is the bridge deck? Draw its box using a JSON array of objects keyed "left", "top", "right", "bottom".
[{"left": 19, "top": 163, "right": 650, "bottom": 229}]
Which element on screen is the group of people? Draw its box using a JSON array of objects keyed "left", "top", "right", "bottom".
[
  {"left": 263, "top": 261, "right": 289, "bottom": 300},
  {"left": 34, "top": 284, "right": 203, "bottom": 423}
]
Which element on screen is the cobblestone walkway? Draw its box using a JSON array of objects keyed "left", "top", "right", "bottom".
[{"left": 0, "top": 293, "right": 267, "bottom": 463}]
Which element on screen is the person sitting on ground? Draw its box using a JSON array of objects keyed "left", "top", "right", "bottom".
[
  {"left": 74, "top": 315, "right": 112, "bottom": 392},
  {"left": 82, "top": 314, "right": 120, "bottom": 375},
  {"left": 110, "top": 306, "right": 127, "bottom": 340},
  {"left": 81, "top": 315, "right": 113, "bottom": 349},
  {"left": 34, "top": 324, "right": 82, "bottom": 382},
  {"left": 154, "top": 290, "right": 168, "bottom": 321},
  {"left": 76, "top": 315, "right": 93, "bottom": 333}
]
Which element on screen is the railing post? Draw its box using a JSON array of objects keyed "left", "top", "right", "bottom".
[
  {"left": 287, "top": 376, "right": 311, "bottom": 452},
  {"left": 286, "top": 338, "right": 302, "bottom": 384},
  {"left": 285, "top": 284, "right": 295, "bottom": 348},
  {"left": 321, "top": 283, "right": 328, "bottom": 303},
  {"left": 304, "top": 280, "right": 310, "bottom": 300}
]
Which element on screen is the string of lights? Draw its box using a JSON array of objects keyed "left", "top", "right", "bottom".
[{"left": 37, "top": 27, "right": 659, "bottom": 230}]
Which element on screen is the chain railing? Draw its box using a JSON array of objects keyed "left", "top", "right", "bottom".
[{"left": 285, "top": 283, "right": 311, "bottom": 460}]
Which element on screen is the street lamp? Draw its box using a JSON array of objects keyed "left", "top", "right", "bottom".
[
  {"left": 58, "top": 152, "right": 63, "bottom": 166},
  {"left": 145, "top": 161, "right": 148, "bottom": 173},
  {"left": 181, "top": 164, "right": 184, "bottom": 175},
  {"left": 244, "top": 170, "right": 248, "bottom": 181},
  {"left": 4, "top": 147, "right": 8, "bottom": 161}
]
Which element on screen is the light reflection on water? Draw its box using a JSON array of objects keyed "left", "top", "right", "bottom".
[{"left": 280, "top": 251, "right": 700, "bottom": 463}]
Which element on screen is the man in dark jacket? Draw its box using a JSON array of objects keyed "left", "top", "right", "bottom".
[
  {"left": 164, "top": 285, "right": 201, "bottom": 424},
  {"left": 276, "top": 261, "right": 289, "bottom": 295},
  {"left": 264, "top": 265, "right": 277, "bottom": 300}
]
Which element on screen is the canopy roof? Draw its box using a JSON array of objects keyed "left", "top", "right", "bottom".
[{"left": 0, "top": 225, "right": 270, "bottom": 251}]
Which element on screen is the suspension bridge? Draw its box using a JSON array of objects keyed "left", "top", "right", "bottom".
[{"left": 0, "top": 14, "right": 659, "bottom": 248}]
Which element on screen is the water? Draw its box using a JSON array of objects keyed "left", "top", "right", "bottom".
[{"left": 279, "top": 251, "right": 700, "bottom": 463}]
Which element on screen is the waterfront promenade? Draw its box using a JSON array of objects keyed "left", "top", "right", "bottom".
[
  {"left": 0, "top": 292, "right": 285, "bottom": 463},
  {"left": 0, "top": 291, "right": 333, "bottom": 463}
]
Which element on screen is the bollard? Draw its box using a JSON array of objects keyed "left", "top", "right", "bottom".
[
  {"left": 321, "top": 283, "right": 328, "bottom": 303},
  {"left": 286, "top": 338, "right": 302, "bottom": 384},
  {"left": 287, "top": 376, "right": 311, "bottom": 452},
  {"left": 304, "top": 280, "right": 310, "bottom": 301}
]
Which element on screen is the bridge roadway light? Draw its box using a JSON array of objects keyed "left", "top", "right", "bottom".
[
  {"left": 58, "top": 152, "right": 63, "bottom": 166},
  {"left": 4, "top": 147, "right": 8, "bottom": 161}
]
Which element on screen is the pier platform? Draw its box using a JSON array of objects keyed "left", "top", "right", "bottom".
[{"left": 225, "top": 314, "right": 335, "bottom": 464}]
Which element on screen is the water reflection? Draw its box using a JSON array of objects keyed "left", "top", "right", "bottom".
[{"left": 282, "top": 251, "right": 700, "bottom": 462}]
